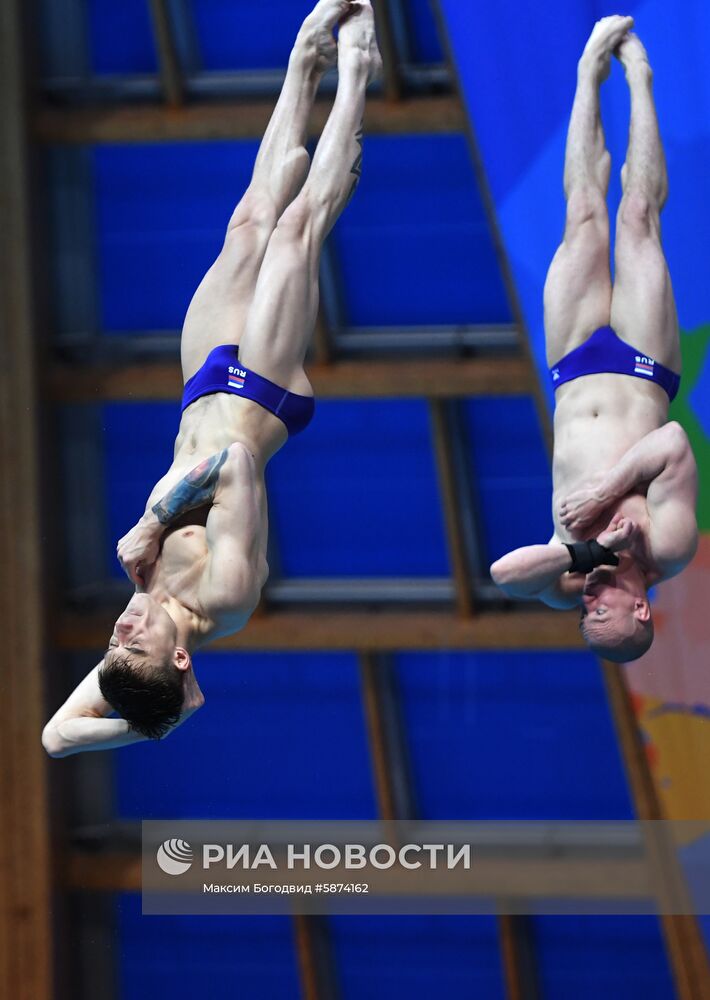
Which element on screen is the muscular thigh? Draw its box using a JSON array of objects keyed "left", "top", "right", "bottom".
[
  {"left": 236, "top": 203, "right": 321, "bottom": 396},
  {"left": 543, "top": 197, "right": 612, "bottom": 367},
  {"left": 610, "top": 203, "right": 681, "bottom": 372},
  {"left": 180, "top": 199, "right": 277, "bottom": 384}
]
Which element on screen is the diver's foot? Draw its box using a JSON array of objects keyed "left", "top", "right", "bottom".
[
  {"left": 579, "top": 15, "right": 635, "bottom": 83},
  {"left": 295, "top": 0, "right": 351, "bottom": 75},
  {"left": 616, "top": 31, "right": 652, "bottom": 80},
  {"left": 337, "top": 1, "right": 383, "bottom": 85}
]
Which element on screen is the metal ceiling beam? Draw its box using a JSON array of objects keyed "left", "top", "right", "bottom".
[
  {"left": 68, "top": 818, "right": 654, "bottom": 853},
  {"left": 336, "top": 324, "right": 519, "bottom": 354},
  {"left": 66, "top": 576, "right": 508, "bottom": 609},
  {"left": 38, "top": 64, "right": 449, "bottom": 103},
  {"left": 33, "top": 94, "right": 467, "bottom": 144},
  {"left": 48, "top": 355, "right": 534, "bottom": 402},
  {"left": 56, "top": 607, "right": 583, "bottom": 652},
  {"left": 267, "top": 577, "right": 455, "bottom": 604},
  {"left": 55, "top": 324, "right": 519, "bottom": 359}
]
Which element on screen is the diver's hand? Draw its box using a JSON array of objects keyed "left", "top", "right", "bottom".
[
  {"left": 596, "top": 514, "right": 638, "bottom": 553},
  {"left": 116, "top": 514, "right": 163, "bottom": 586},
  {"left": 558, "top": 476, "right": 610, "bottom": 532}
]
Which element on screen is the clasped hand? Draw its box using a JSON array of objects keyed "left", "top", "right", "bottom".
[
  {"left": 116, "top": 515, "right": 163, "bottom": 586},
  {"left": 595, "top": 512, "right": 638, "bottom": 553},
  {"left": 558, "top": 476, "right": 610, "bottom": 532}
]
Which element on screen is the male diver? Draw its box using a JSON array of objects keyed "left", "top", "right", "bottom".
[
  {"left": 491, "top": 17, "right": 697, "bottom": 662},
  {"left": 42, "top": 0, "right": 382, "bottom": 755}
]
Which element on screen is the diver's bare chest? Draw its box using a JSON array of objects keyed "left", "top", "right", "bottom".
[{"left": 159, "top": 526, "right": 209, "bottom": 582}]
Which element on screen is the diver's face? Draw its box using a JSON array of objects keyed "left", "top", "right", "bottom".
[
  {"left": 579, "top": 567, "right": 648, "bottom": 638},
  {"left": 581, "top": 567, "right": 637, "bottom": 616},
  {"left": 105, "top": 593, "right": 177, "bottom": 664}
]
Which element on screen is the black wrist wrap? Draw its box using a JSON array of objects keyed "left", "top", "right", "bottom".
[{"left": 564, "top": 539, "right": 620, "bottom": 575}]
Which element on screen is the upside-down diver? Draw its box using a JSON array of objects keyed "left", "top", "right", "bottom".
[
  {"left": 43, "top": 0, "right": 382, "bottom": 755},
  {"left": 491, "top": 17, "right": 698, "bottom": 662}
]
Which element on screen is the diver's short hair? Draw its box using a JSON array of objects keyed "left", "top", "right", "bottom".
[
  {"left": 582, "top": 616, "right": 654, "bottom": 663},
  {"left": 98, "top": 653, "right": 184, "bottom": 739}
]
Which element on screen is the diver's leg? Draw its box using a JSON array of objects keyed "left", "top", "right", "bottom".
[
  {"left": 542, "top": 17, "right": 631, "bottom": 366},
  {"left": 237, "top": 1, "right": 381, "bottom": 393},
  {"left": 610, "top": 32, "right": 681, "bottom": 372},
  {"left": 179, "top": 0, "right": 352, "bottom": 382}
]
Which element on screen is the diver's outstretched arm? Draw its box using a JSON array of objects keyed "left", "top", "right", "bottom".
[
  {"left": 490, "top": 544, "right": 579, "bottom": 608},
  {"left": 42, "top": 663, "right": 204, "bottom": 757}
]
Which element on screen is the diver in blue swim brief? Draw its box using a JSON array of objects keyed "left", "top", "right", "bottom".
[
  {"left": 42, "top": 1, "right": 383, "bottom": 757},
  {"left": 490, "top": 17, "right": 698, "bottom": 664},
  {"left": 550, "top": 324, "right": 680, "bottom": 402}
]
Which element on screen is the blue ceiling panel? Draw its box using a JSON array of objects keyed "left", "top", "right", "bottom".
[
  {"left": 533, "top": 916, "right": 675, "bottom": 999},
  {"left": 117, "top": 894, "right": 300, "bottom": 999},
  {"left": 115, "top": 651, "right": 376, "bottom": 820},
  {"left": 331, "top": 915, "right": 505, "bottom": 1000},
  {"left": 395, "top": 650, "right": 634, "bottom": 820},
  {"left": 88, "top": 0, "right": 157, "bottom": 75},
  {"left": 332, "top": 135, "right": 511, "bottom": 326},
  {"left": 408, "top": 0, "right": 445, "bottom": 63},
  {"left": 191, "top": 0, "right": 309, "bottom": 70},
  {"left": 94, "top": 143, "right": 258, "bottom": 332},
  {"left": 465, "top": 397, "right": 551, "bottom": 567},
  {"left": 94, "top": 136, "right": 510, "bottom": 333},
  {"left": 266, "top": 399, "right": 449, "bottom": 577}
]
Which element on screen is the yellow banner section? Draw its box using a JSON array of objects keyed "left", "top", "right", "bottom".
[{"left": 625, "top": 534, "right": 710, "bottom": 821}]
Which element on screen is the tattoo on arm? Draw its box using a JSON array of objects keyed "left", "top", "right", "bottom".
[
  {"left": 345, "top": 124, "right": 364, "bottom": 207},
  {"left": 152, "top": 449, "right": 228, "bottom": 525}
]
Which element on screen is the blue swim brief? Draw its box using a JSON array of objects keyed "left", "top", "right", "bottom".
[
  {"left": 549, "top": 325, "right": 680, "bottom": 401},
  {"left": 181, "top": 344, "right": 315, "bottom": 436}
]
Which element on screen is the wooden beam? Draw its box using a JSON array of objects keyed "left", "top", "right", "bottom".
[
  {"left": 372, "top": 0, "right": 403, "bottom": 102},
  {"left": 148, "top": 0, "right": 185, "bottom": 108},
  {"left": 429, "top": 400, "right": 475, "bottom": 616},
  {"left": 360, "top": 653, "right": 398, "bottom": 820},
  {"left": 48, "top": 355, "right": 533, "bottom": 403},
  {"left": 56, "top": 607, "right": 583, "bottom": 653},
  {"left": 0, "top": 0, "right": 52, "bottom": 996},
  {"left": 33, "top": 94, "right": 466, "bottom": 145},
  {"left": 293, "top": 915, "right": 321, "bottom": 1000},
  {"left": 63, "top": 850, "right": 654, "bottom": 900},
  {"left": 292, "top": 915, "right": 338, "bottom": 1000},
  {"left": 602, "top": 663, "right": 710, "bottom": 1000},
  {"left": 359, "top": 653, "right": 416, "bottom": 822},
  {"left": 498, "top": 915, "right": 540, "bottom": 1000}
]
